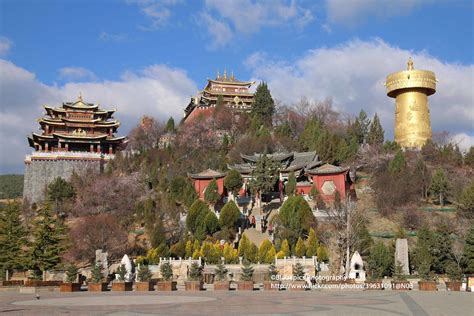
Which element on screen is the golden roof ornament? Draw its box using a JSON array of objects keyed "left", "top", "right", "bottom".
[
  {"left": 216, "top": 70, "right": 221, "bottom": 80},
  {"left": 78, "top": 92, "right": 83, "bottom": 102},
  {"left": 223, "top": 69, "right": 227, "bottom": 80},
  {"left": 231, "top": 70, "right": 235, "bottom": 81},
  {"left": 407, "top": 57, "right": 414, "bottom": 71}
]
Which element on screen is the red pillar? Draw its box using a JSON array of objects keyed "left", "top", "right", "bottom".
[
  {"left": 90, "top": 144, "right": 94, "bottom": 152},
  {"left": 45, "top": 142, "right": 49, "bottom": 152},
  {"left": 108, "top": 145, "right": 113, "bottom": 154},
  {"left": 97, "top": 144, "right": 101, "bottom": 153},
  {"left": 65, "top": 143, "right": 69, "bottom": 151}
]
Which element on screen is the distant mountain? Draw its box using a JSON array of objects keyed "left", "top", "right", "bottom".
[{"left": 0, "top": 174, "right": 23, "bottom": 199}]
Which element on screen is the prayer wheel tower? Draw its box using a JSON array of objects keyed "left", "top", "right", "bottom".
[{"left": 385, "top": 58, "right": 437, "bottom": 149}]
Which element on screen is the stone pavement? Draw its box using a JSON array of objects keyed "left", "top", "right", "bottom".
[{"left": 1, "top": 290, "right": 472, "bottom": 315}]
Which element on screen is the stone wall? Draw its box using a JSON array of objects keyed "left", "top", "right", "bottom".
[{"left": 23, "top": 158, "right": 103, "bottom": 204}]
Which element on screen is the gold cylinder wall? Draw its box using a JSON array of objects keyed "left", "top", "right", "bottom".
[{"left": 385, "top": 58, "right": 437, "bottom": 149}]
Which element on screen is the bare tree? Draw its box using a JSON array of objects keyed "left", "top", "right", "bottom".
[{"left": 325, "top": 196, "right": 369, "bottom": 278}]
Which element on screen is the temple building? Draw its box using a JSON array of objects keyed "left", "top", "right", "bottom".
[
  {"left": 183, "top": 70, "right": 255, "bottom": 123},
  {"left": 23, "top": 95, "right": 126, "bottom": 203},
  {"left": 187, "top": 151, "right": 356, "bottom": 203},
  {"left": 27, "top": 95, "right": 125, "bottom": 154},
  {"left": 188, "top": 169, "right": 226, "bottom": 200}
]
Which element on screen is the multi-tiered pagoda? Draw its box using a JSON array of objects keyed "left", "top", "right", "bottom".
[
  {"left": 27, "top": 95, "right": 125, "bottom": 154},
  {"left": 183, "top": 70, "right": 255, "bottom": 123},
  {"left": 23, "top": 95, "right": 126, "bottom": 203}
]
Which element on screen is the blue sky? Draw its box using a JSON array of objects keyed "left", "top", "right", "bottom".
[{"left": 0, "top": 0, "right": 473, "bottom": 173}]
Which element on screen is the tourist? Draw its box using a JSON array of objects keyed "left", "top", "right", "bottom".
[
  {"left": 251, "top": 215, "right": 256, "bottom": 228},
  {"left": 268, "top": 223, "right": 273, "bottom": 235}
]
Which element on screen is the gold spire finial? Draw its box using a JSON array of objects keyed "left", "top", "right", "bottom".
[
  {"left": 217, "top": 69, "right": 220, "bottom": 80},
  {"left": 78, "top": 92, "right": 83, "bottom": 102},
  {"left": 223, "top": 69, "right": 227, "bottom": 80},
  {"left": 231, "top": 70, "right": 235, "bottom": 81},
  {"left": 407, "top": 57, "right": 414, "bottom": 71}
]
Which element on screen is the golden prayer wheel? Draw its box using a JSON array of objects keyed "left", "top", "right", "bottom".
[{"left": 385, "top": 58, "right": 437, "bottom": 149}]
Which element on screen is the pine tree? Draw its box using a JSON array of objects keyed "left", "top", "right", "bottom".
[
  {"left": 298, "top": 118, "right": 323, "bottom": 151},
  {"left": 116, "top": 264, "right": 127, "bottom": 281},
  {"left": 413, "top": 226, "right": 435, "bottom": 276},
  {"left": 258, "top": 239, "right": 273, "bottom": 263},
  {"left": 224, "top": 170, "right": 243, "bottom": 196},
  {"left": 166, "top": 117, "right": 176, "bottom": 133},
  {"left": 28, "top": 204, "right": 67, "bottom": 279},
  {"left": 353, "top": 110, "right": 370, "bottom": 144},
  {"left": 188, "top": 262, "right": 203, "bottom": 281},
  {"left": 388, "top": 150, "right": 407, "bottom": 174},
  {"left": 251, "top": 82, "right": 275, "bottom": 127},
  {"left": 204, "top": 178, "right": 220, "bottom": 206},
  {"left": 367, "top": 113, "right": 384, "bottom": 146},
  {"left": 90, "top": 263, "right": 104, "bottom": 282},
  {"left": 292, "top": 262, "right": 305, "bottom": 278},
  {"left": 238, "top": 234, "right": 251, "bottom": 261},
  {"left": 458, "top": 181, "right": 474, "bottom": 217},
  {"left": 280, "top": 239, "right": 291, "bottom": 257},
  {"left": 413, "top": 158, "right": 431, "bottom": 199},
  {"left": 214, "top": 262, "right": 228, "bottom": 281},
  {"left": 160, "top": 261, "right": 173, "bottom": 281},
  {"left": 268, "top": 263, "right": 278, "bottom": 279},
  {"left": 464, "top": 146, "right": 474, "bottom": 168},
  {"left": 186, "top": 200, "right": 210, "bottom": 234},
  {"left": 367, "top": 241, "right": 392, "bottom": 280},
  {"left": 0, "top": 202, "right": 27, "bottom": 279},
  {"left": 285, "top": 171, "right": 297, "bottom": 196},
  {"left": 316, "top": 244, "right": 329, "bottom": 263},
  {"left": 249, "top": 153, "right": 279, "bottom": 205},
  {"left": 219, "top": 201, "right": 241, "bottom": 229},
  {"left": 463, "top": 224, "right": 474, "bottom": 274},
  {"left": 294, "top": 237, "right": 306, "bottom": 257},
  {"left": 223, "top": 242, "right": 238, "bottom": 264},
  {"left": 137, "top": 264, "right": 152, "bottom": 282},
  {"left": 65, "top": 264, "right": 78, "bottom": 283},
  {"left": 306, "top": 228, "right": 318, "bottom": 257},
  {"left": 47, "top": 177, "right": 75, "bottom": 213},
  {"left": 204, "top": 212, "right": 220, "bottom": 234},
  {"left": 429, "top": 168, "right": 449, "bottom": 206},
  {"left": 185, "top": 240, "right": 193, "bottom": 258},
  {"left": 279, "top": 196, "right": 314, "bottom": 238},
  {"left": 240, "top": 260, "right": 254, "bottom": 281}
]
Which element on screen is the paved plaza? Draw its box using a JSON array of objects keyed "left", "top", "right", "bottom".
[{"left": 0, "top": 290, "right": 472, "bottom": 315}]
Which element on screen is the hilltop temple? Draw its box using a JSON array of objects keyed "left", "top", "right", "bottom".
[
  {"left": 183, "top": 70, "right": 255, "bottom": 123},
  {"left": 23, "top": 95, "right": 126, "bottom": 203}
]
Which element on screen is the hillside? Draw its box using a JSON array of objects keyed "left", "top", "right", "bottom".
[{"left": 0, "top": 174, "right": 23, "bottom": 199}]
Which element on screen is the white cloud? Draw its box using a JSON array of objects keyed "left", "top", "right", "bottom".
[
  {"left": 199, "top": 12, "right": 234, "bottom": 48},
  {"left": 246, "top": 38, "right": 473, "bottom": 141},
  {"left": 0, "top": 59, "right": 197, "bottom": 173},
  {"left": 201, "top": 0, "right": 314, "bottom": 47},
  {"left": 58, "top": 67, "right": 97, "bottom": 81},
  {"left": 127, "top": 0, "right": 181, "bottom": 30},
  {"left": 326, "top": 0, "right": 430, "bottom": 25},
  {"left": 0, "top": 37, "right": 13, "bottom": 56},
  {"left": 452, "top": 133, "right": 474, "bottom": 152},
  {"left": 99, "top": 32, "right": 128, "bottom": 42}
]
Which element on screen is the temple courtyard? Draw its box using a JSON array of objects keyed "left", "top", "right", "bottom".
[{"left": 0, "top": 290, "right": 472, "bottom": 315}]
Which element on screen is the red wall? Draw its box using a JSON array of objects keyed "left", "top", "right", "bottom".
[
  {"left": 184, "top": 107, "right": 214, "bottom": 125},
  {"left": 193, "top": 177, "right": 225, "bottom": 199},
  {"left": 296, "top": 184, "right": 312, "bottom": 195},
  {"left": 309, "top": 172, "right": 349, "bottom": 201}
]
